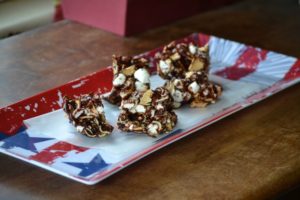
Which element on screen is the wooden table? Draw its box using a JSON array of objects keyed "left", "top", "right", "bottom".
[{"left": 1, "top": 0, "right": 300, "bottom": 199}]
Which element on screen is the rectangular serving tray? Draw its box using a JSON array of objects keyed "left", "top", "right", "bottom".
[{"left": 0, "top": 33, "right": 299, "bottom": 185}]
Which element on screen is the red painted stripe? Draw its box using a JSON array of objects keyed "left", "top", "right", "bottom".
[
  {"left": 284, "top": 59, "right": 300, "bottom": 80},
  {"left": 30, "top": 141, "right": 88, "bottom": 164},
  {"left": 215, "top": 47, "right": 268, "bottom": 80},
  {"left": 198, "top": 33, "right": 211, "bottom": 46}
]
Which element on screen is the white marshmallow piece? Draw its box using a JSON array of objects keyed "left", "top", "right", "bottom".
[
  {"left": 159, "top": 60, "right": 171, "bottom": 74},
  {"left": 134, "top": 68, "right": 150, "bottom": 84},
  {"left": 113, "top": 73, "right": 126, "bottom": 86},
  {"left": 129, "top": 124, "right": 134, "bottom": 131},
  {"left": 172, "top": 90, "right": 183, "bottom": 102},
  {"left": 189, "top": 44, "right": 197, "bottom": 54},
  {"left": 203, "top": 89, "right": 209, "bottom": 96},
  {"left": 76, "top": 126, "right": 84, "bottom": 133},
  {"left": 147, "top": 123, "right": 159, "bottom": 136},
  {"left": 136, "top": 105, "right": 146, "bottom": 113},
  {"left": 123, "top": 103, "right": 135, "bottom": 110},
  {"left": 122, "top": 103, "right": 137, "bottom": 113},
  {"left": 96, "top": 106, "right": 104, "bottom": 113},
  {"left": 188, "top": 81, "right": 200, "bottom": 94},
  {"left": 155, "top": 103, "right": 164, "bottom": 110},
  {"left": 135, "top": 81, "right": 148, "bottom": 92},
  {"left": 150, "top": 109, "right": 155, "bottom": 117}
]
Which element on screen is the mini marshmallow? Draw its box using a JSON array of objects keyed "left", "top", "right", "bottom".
[
  {"left": 189, "top": 44, "right": 197, "bottom": 54},
  {"left": 155, "top": 103, "right": 164, "bottom": 110},
  {"left": 76, "top": 126, "right": 84, "bottom": 132},
  {"left": 159, "top": 60, "right": 171, "bottom": 74},
  {"left": 113, "top": 73, "right": 126, "bottom": 86},
  {"left": 147, "top": 123, "right": 159, "bottom": 136},
  {"left": 203, "top": 89, "right": 209, "bottom": 96},
  {"left": 150, "top": 109, "right": 155, "bottom": 117},
  {"left": 188, "top": 81, "right": 200, "bottom": 94},
  {"left": 135, "top": 81, "right": 148, "bottom": 92},
  {"left": 136, "top": 105, "right": 146, "bottom": 113},
  {"left": 172, "top": 90, "right": 184, "bottom": 102},
  {"left": 129, "top": 107, "right": 136, "bottom": 113},
  {"left": 96, "top": 106, "right": 104, "bottom": 113},
  {"left": 123, "top": 103, "right": 135, "bottom": 110},
  {"left": 134, "top": 68, "right": 150, "bottom": 84},
  {"left": 129, "top": 124, "right": 134, "bottom": 131}
]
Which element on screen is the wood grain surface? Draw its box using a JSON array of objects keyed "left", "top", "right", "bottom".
[{"left": 1, "top": 0, "right": 300, "bottom": 199}]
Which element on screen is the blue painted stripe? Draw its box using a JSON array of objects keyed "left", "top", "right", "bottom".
[
  {"left": 0, "top": 125, "right": 27, "bottom": 141},
  {"left": 0, "top": 132, "right": 8, "bottom": 140}
]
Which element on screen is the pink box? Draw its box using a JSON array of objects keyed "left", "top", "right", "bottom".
[{"left": 62, "top": 0, "right": 238, "bottom": 36}]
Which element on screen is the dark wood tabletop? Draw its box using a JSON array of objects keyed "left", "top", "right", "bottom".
[{"left": 1, "top": 0, "right": 300, "bottom": 199}]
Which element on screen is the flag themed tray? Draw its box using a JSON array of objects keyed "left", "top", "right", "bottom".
[{"left": 0, "top": 33, "right": 299, "bottom": 185}]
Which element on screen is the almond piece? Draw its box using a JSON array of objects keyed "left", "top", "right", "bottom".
[
  {"left": 185, "top": 71, "right": 194, "bottom": 79},
  {"left": 170, "top": 52, "right": 181, "bottom": 61},
  {"left": 140, "top": 90, "right": 153, "bottom": 105},
  {"left": 121, "top": 65, "right": 136, "bottom": 76},
  {"left": 189, "top": 58, "right": 204, "bottom": 72}
]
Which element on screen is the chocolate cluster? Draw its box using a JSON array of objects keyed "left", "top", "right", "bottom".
[
  {"left": 105, "top": 55, "right": 151, "bottom": 105},
  {"left": 117, "top": 87, "right": 177, "bottom": 137},
  {"left": 156, "top": 42, "right": 209, "bottom": 80},
  {"left": 63, "top": 93, "right": 113, "bottom": 137},
  {"left": 164, "top": 71, "right": 222, "bottom": 108}
]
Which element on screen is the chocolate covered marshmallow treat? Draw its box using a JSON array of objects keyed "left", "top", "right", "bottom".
[
  {"left": 63, "top": 93, "right": 113, "bottom": 138},
  {"left": 156, "top": 42, "right": 209, "bottom": 79},
  {"left": 164, "top": 71, "right": 222, "bottom": 108},
  {"left": 105, "top": 55, "right": 151, "bottom": 105},
  {"left": 117, "top": 87, "right": 177, "bottom": 137}
]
